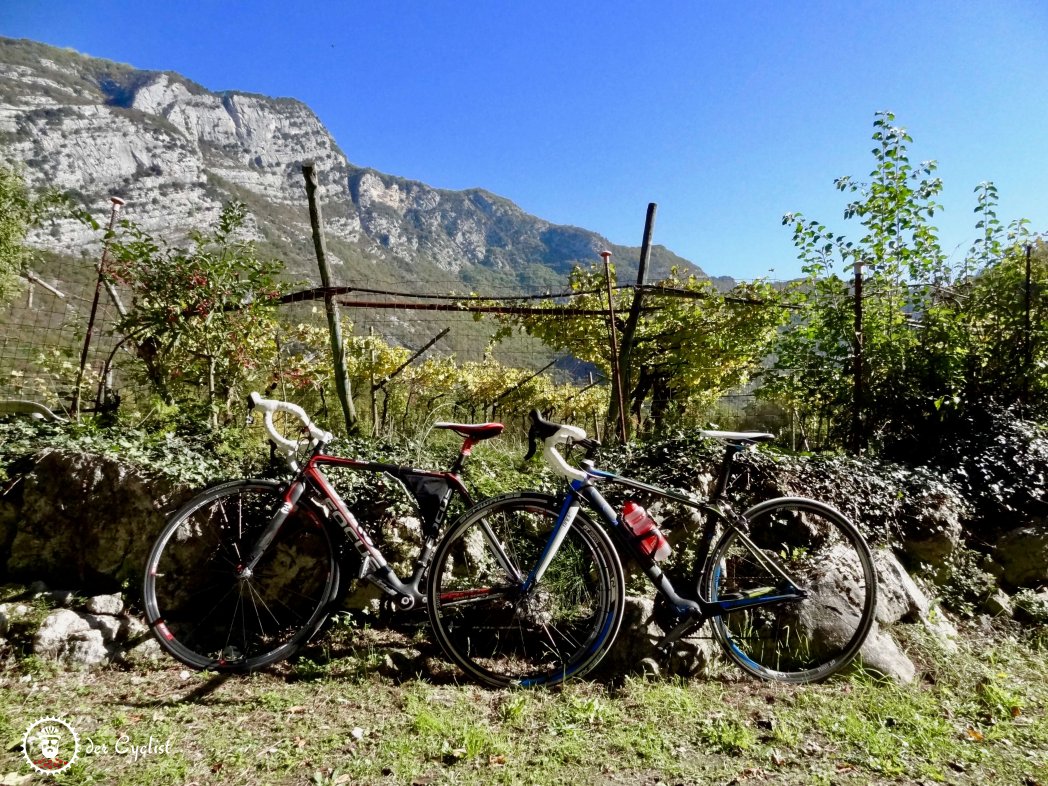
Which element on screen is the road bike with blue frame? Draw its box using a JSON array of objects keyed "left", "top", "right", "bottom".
[{"left": 426, "top": 410, "right": 877, "bottom": 688}]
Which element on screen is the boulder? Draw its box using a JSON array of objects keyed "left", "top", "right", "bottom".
[
  {"left": 85, "top": 593, "right": 124, "bottom": 616},
  {"left": 33, "top": 609, "right": 92, "bottom": 659},
  {"left": 4, "top": 449, "right": 187, "bottom": 589},
  {"left": 875, "top": 551, "right": 958, "bottom": 651},
  {"left": 995, "top": 524, "right": 1048, "bottom": 588},
  {"left": 62, "top": 629, "right": 110, "bottom": 668},
  {"left": 856, "top": 622, "right": 917, "bottom": 683},
  {"left": 84, "top": 613, "right": 122, "bottom": 642},
  {"left": 1013, "top": 589, "right": 1048, "bottom": 624},
  {"left": 595, "top": 596, "right": 716, "bottom": 679},
  {"left": 897, "top": 486, "right": 968, "bottom": 583}
]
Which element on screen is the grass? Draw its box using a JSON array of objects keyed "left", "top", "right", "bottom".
[{"left": 1, "top": 619, "right": 1047, "bottom": 785}]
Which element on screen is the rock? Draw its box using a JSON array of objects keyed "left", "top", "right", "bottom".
[
  {"left": 118, "top": 615, "right": 150, "bottom": 643},
  {"left": 982, "top": 589, "right": 1014, "bottom": 618},
  {"left": 85, "top": 593, "right": 124, "bottom": 616},
  {"left": 83, "top": 613, "right": 122, "bottom": 642},
  {"left": 856, "top": 622, "right": 917, "bottom": 683},
  {"left": 33, "top": 609, "right": 91, "bottom": 658},
  {"left": 118, "top": 637, "right": 163, "bottom": 666},
  {"left": 63, "top": 629, "right": 110, "bottom": 667},
  {"left": 592, "top": 596, "right": 660, "bottom": 678},
  {"left": 33, "top": 609, "right": 114, "bottom": 667},
  {"left": 995, "top": 526, "right": 1048, "bottom": 588},
  {"left": 5, "top": 449, "right": 185, "bottom": 589},
  {"left": 875, "top": 551, "right": 928, "bottom": 624},
  {"left": 43, "top": 590, "right": 76, "bottom": 607},
  {"left": 593, "top": 596, "right": 716, "bottom": 679},
  {"left": 898, "top": 487, "right": 967, "bottom": 583},
  {"left": 1013, "top": 589, "right": 1048, "bottom": 624},
  {"left": 874, "top": 551, "right": 958, "bottom": 652},
  {"left": 381, "top": 647, "right": 424, "bottom": 678}
]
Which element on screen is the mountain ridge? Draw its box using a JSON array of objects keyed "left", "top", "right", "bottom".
[{"left": 1, "top": 36, "right": 728, "bottom": 295}]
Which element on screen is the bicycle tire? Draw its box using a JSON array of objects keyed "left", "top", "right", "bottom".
[
  {"left": 702, "top": 496, "right": 877, "bottom": 683},
  {"left": 143, "top": 479, "right": 340, "bottom": 671},
  {"left": 427, "top": 492, "right": 625, "bottom": 688}
]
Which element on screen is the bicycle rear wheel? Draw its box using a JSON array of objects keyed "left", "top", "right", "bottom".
[
  {"left": 703, "top": 497, "right": 876, "bottom": 683},
  {"left": 143, "top": 479, "right": 339, "bottom": 671},
  {"left": 427, "top": 493, "right": 624, "bottom": 688}
]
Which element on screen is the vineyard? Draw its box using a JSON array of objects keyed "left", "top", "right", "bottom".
[{"left": 1, "top": 112, "right": 1046, "bottom": 457}]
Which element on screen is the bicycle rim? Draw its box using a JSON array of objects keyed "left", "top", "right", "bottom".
[
  {"left": 428, "top": 493, "right": 624, "bottom": 688},
  {"left": 143, "top": 479, "right": 339, "bottom": 671},
  {"left": 704, "top": 497, "right": 877, "bottom": 683}
]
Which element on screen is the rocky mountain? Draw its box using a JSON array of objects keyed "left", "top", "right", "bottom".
[{"left": 0, "top": 37, "right": 714, "bottom": 294}]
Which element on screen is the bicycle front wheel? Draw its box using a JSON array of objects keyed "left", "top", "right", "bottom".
[
  {"left": 428, "top": 492, "right": 624, "bottom": 688},
  {"left": 703, "top": 497, "right": 877, "bottom": 683},
  {"left": 143, "top": 479, "right": 339, "bottom": 671}
]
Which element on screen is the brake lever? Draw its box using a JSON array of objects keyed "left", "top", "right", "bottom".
[{"left": 524, "top": 420, "right": 540, "bottom": 461}]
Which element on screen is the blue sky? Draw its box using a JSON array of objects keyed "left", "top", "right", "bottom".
[{"left": 2, "top": 1, "right": 1046, "bottom": 281}]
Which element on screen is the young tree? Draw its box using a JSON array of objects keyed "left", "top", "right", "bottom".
[
  {"left": 765, "top": 113, "right": 1044, "bottom": 454},
  {"left": 109, "top": 201, "right": 287, "bottom": 426},
  {"left": 0, "top": 159, "right": 63, "bottom": 304},
  {"left": 769, "top": 111, "right": 949, "bottom": 450}
]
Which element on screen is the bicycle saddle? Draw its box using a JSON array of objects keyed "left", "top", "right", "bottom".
[{"left": 434, "top": 422, "right": 505, "bottom": 441}]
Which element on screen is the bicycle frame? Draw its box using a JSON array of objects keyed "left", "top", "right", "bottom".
[
  {"left": 241, "top": 449, "right": 473, "bottom": 610},
  {"left": 536, "top": 455, "right": 809, "bottom": 634}
]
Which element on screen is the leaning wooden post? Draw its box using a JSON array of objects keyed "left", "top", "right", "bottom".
[
  {"left": 303, "top": 162, "right": 357, "bottom": 434},
  {"left": 601, "top": 250, "right": 629, "bottom": 444},
  {"left": 618, "top": 202, "right": 656, "bottom": 439},
  {"left": 72, "top": 196, "right": 124, "bottom": 419}
]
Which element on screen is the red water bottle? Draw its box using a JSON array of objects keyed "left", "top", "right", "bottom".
[{"left": 622, "top": 501, "right": 671, "bottom": 561}]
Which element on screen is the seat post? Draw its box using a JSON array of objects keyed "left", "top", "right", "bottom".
[
  {"left": 450, "top": 437, "right": 475, "bottom": 474},
  {"left": 712, "top": 444, "right": 742, "bottom": 500}
]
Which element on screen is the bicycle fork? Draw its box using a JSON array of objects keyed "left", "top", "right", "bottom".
[{"left": 239, "top": 478, "right": 425, "bottom": 609}]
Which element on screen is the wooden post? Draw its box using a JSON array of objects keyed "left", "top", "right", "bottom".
[
  {"left": 303, "top": 162, "right": 357, "bottom": 434},
  {"left": 72, "top": 196, "right": 124, "bottom": 419},
  {"left": 369, "top": 326, "right": 379, "bottom": 437},
  {"left": 618, "top": 202, "right": 656, "bottom": 438},
  {"left": 601, "top": 250, "right": 629, "bottom": 443}
]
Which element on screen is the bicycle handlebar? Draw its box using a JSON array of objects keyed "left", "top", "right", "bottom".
[
  {"left": 525, "top": 409, "right": 591, "bottom": 481},
  {"left": 248, "top": 392, "right": 333, "bottom": 460}
]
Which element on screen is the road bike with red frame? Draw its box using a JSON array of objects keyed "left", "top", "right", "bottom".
[{"left": 142, "top": 392, "right": 503, "bottom": 671}]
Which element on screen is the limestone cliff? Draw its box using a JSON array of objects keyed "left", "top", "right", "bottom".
[{"left": 0, "top": 37, "right": 703, "bottom": 290}]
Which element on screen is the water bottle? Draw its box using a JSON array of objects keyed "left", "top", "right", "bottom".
[{"left": 621, "top": 501, "right": 671, "bottom": 561}]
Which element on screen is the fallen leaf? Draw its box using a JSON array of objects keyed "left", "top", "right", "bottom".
[
  {"left": 965, "top": 727, "right": 985, "bottom": 742},
  {"left": 287, "top": 706, "right": 307, "bottom": 714},
  {"left": 489, "top": 754, "right": 506, "bottom": 766}
]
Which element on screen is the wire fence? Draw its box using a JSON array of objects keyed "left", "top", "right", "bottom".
[{"left": 0, "top": 271, "right": 598, "bottom": 423}]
